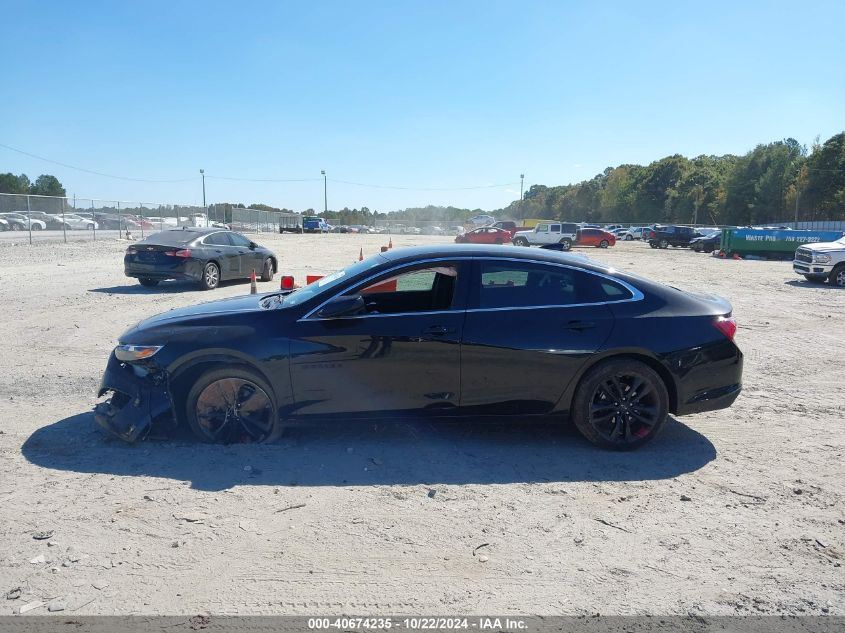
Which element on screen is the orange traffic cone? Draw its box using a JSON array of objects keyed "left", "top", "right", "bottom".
[
  {"left": 388, "top": 237, "right": 393, "bottom": 249},
  {"left": 250, "top": 269, "right": 257, "bottom": 294},
  {"left": 359, "top": 247, "right": 364, "bottom": 261}
]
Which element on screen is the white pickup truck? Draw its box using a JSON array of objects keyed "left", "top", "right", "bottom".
[
  {"left": 793, "top": 234, "right": 845, "bottom": 287},
  {"left": 512, "top": 222, "right": 579, "bottom": 250}
]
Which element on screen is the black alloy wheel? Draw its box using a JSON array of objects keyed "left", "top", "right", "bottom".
[
  {"left": 572, "top": 359, "right": 668, "bottom": 450},
  {"left": 186, "top": 368, "right": 279, "bottom": 443}
]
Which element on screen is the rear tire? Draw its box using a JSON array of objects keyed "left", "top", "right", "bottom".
[
  {"left": 200, "top": 262, "right": 220, "bottom": 290},
  {"left": 260, "top": 258, "right": 274, "bottom": 282},
  {"left": 829, "top": 264, "right": 845, "bottom": 288},
  {"left": 138, "top": 278, "right": 159, "bottom": 287},
  {"left": 32, "top": 224, "right": 42, "bottom": 231},
  {"left": 559, "top": 238, "right": 572, "bottom": 251},
  {"left": 624, "top": 234, "right": 633, "bottom": 241},
  {"left": 514, "top": 237, "right": 529, "bottom": 247},
  {"left": 599, "top": 239, "right": 609, "bottom": 248},
  {"left": 186, "top": 367, "right": 281, "bottom": 444},
  {"left": 659, "top": 239, "right": 669, "bottom": 249},
  {"left": 494, "top": 238, "right": 503, "bottom": 245},
  {"left": 649, "top": 242, "right": 658, "bottom": 249},
  {"left": 571, "top": 359, "right": 669, "bottom": 450}
]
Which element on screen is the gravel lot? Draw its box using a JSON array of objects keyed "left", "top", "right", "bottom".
[{"left": 0, "top": 233, "right": 842, "bottom": 616}]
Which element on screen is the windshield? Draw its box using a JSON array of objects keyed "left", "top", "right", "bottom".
[{"left": 280, "top": 256, "right": 386, "bottom": 307}]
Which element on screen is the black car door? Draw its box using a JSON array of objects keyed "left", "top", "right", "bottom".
[
  {"left": 289, "top": 261, "right": 469, "bottom": 417},
  {"left": 203, "top": 232, "right": 238, "bottom": 279},
  {"left": 459, "top": 259, "right": 616, "bottom": 415},
  {"left": 227, "top": 231, "right": 260, "bottom": 278}
]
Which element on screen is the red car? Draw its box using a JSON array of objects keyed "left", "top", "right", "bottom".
[
  {"left": 455, "top": 227, "right": 512, "bottom": 245},
  {"left": 576, "top": 228, "right": 616, "bottom": 248}
]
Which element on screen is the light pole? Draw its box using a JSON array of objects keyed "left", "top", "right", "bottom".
[
  {"left": 200, "top": 169, "right": 206, "bottom": 209},
  {"left": 321, "top": 170, "right": 327, "bottom": 214}
]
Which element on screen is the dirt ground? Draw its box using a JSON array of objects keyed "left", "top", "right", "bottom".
[{"left": 0, "top": 233, "right": 842, "bottom": 617}]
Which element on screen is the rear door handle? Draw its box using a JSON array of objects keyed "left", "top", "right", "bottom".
[
  {"left": 565, "top": 320, "right": 596, "bottom": 331},
  {"left": 423, "top": 325, "right": 455, "bottom": 336}
]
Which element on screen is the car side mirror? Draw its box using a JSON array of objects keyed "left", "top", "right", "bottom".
[
  {"left": 317, "top": 294, "right": 366, "bottom": 319},
  {"left": 249, "top": 241, "right": 257, "bottom": 249}
]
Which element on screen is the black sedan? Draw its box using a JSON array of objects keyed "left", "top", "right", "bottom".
[
  {"left": 96, "top": 244, "right": 742, "bottom": 450},
  {"left": 690, "top": 231, "right": 722, "bottom": 253},
  {"left": 124, "top": 228, "right": 278, "bottom": 290}
]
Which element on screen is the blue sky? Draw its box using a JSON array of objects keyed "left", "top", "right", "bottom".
[{"left": 2, "top": 0, "right": 843, "bottom": 211}]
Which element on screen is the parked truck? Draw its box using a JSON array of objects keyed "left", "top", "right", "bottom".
[{"left": 793, "top": 234, "right": 845, "bottom": 286}]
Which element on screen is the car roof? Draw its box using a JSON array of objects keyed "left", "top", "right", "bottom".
[{"left": 378, "top": 244, "right": 613, "bottom": 274}]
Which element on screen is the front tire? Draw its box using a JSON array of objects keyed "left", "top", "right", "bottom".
[
  {"left": 571, "top": 359, "right": 669, "bottom": 450},
  {"left": 649, "top": 242, "right": 658, "bottom": 249},
  {"left": 599, "top": 239, "right": 609, "bottom": 248},
  {"left": 514, "top": 237, "right": 529, "bottom": 247},
  {"left": 200, "top": 262, "right": 220, "bottom": 290},
  {"left": 138, "top": 278, "right": 159, "bottom": 287},
  {"left": 260, "top": 258, "right": 274, "bottom": 282},
  {"left": 829, "top": 264, "right": 845, "bottom": 288},
  {"left": 659, "top": 239, "right": 669, "bottom": 249},
  {"left": 186, "top": 367, "right": 281, "bottom": 444}
]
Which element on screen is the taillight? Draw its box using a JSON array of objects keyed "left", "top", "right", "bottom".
[
  {"left": 164, "top": 249, "right": 192, "bottom": 258},
  {"left": 713, "top": 316, "right": 737, "bottom": 341},
  {"left": 126, "top": 247, "right": 137, "bottom": 255}
]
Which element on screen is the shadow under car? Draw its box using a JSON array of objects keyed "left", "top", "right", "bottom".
[{"left": 21, "top": 412, "right": 717, "bottom": 491}]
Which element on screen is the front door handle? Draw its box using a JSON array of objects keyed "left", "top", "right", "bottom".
[
  {"left": 565, "top": 320, "right": 596, "bottom": 331},
  {"left": 423, "top": 325, "right": 455, "bottom": 336}
]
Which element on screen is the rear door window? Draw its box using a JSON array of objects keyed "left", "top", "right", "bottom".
[
  {"left": 474, "top": 261, "right": 633, "bottom": 309},
  {"left": 204, "top": 232, "right": 232, "bottom": 246}
]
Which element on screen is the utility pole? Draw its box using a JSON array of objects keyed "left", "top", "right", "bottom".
[
  {"left": 794, "top": 185, "right": 801, "bottom": 227},
  {"left": 321, "top": 170, "right": 327, "bottom": 214},
  {"left": 200, "top": 169, "right": 206, "bottom": 209},
  {"left": 518, "top": 173, "right": 524, "bottom": 215}
]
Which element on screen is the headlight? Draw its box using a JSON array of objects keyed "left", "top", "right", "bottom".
[
  {"left": 115, "top": 344, "right": 163, "bottom": 362},
  {"left": 813, "top": 253, "right": 832, "bottom": 263}
]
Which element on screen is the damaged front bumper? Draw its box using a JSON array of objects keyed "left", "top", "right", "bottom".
[{"left": 94, "top": 352, "right": 176, "bottom": 442}]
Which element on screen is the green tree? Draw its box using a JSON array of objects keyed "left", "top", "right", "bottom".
[
  {"left": 0, "top": 173, "right": 32, "bottom": 194},
  {"left": 29, "top": 174, "right": 66, "bottom": 197}
]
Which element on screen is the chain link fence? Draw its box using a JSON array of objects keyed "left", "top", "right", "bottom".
[
  {"left": 0, "top": 193, "right": 302, "bottom": 245},
  {"left": 230, "top": 208, "right": 301, "bottom": 233}
]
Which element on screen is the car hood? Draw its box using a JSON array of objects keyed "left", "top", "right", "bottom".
[
  {"left": 800, "top": 240, "right": 845, "bottom": 253},
  {"left": 122, "top": 294, "right": 269, "bottom": 342}
]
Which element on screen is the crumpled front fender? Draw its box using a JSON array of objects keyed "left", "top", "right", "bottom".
[{"left": 94, "top": 353, "right": 176, "bottom": 442}]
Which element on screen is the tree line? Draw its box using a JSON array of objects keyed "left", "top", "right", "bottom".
[
  {"left": 497, "top": 132, "right": 845, "bottom": 226},
  {"left": 4, "top": 131, "right": 842, "bottom": 226},
  {"left": 0, "top": 173, "right": 67, "bottom": 197}
]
